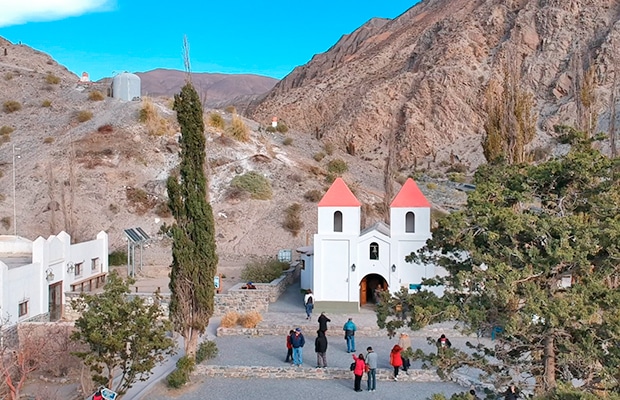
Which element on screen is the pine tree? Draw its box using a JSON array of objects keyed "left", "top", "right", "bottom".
[
  {"left": 380, "top": 132, "right": 620, "bottom": 396},
  {"left": 167, "top": 82, "right": 218, "bottom": 359}
]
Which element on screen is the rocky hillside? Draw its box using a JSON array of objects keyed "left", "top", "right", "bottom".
[
  {"left": 0, "top": 36, "right": 466, "bottom": 271},
  {"left": 248, "top": 0, "right": 620, "bottom": 169}
]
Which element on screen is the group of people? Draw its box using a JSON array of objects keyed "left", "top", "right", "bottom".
[{"left": 285, "top": 311, "right": 331, "bottom": 367}]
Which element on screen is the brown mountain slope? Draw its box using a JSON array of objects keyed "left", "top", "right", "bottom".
[
  {"left": 248, "top": 0, "right": 620, "bottom": 168},
  {"left": 136, "top": 68, "right": 278, "bottom": 108}
]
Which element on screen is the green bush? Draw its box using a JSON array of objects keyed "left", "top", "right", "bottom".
[
  {"left": 275, "top": 122, "right": 289, "bottom": 133},
  {"left": 447, "top": 172, "right": 466, "bottom": 183},
  {"left": 230, "top": 172, "right": 272, "bottom": 200},
  {"left": 283, "top": 203, "right": 303, "bottom": 236},
  {"left": 208, "top": 113, "right": 225, "bottom": 129},
  {"left": 195, "top": 340, "right": 218, "bottom": 364},
  {"left": 282, "top": 136, "right": 293, "bottom": 145},
  {"left": 45, "top": 73, "right": 60, "bottom": 84},
  {"left": 426, "top": 182, "right": 438, "bottom": 190},
  {"left": 304, "top": 189, "right": 323, "bottom": 202},
  {"left": 241, "top": 259, "right": 289, "bottom": 283},
  {"left": 265, "top": 125, "right": 277, "bottom": 133},
  {"left": 166, "top": 356, "right": 195, "bottom": 388},
  {"left": 108, "top": 250, "right": 127, "bottom": 266},
  {"left": 327, "top": 158, "right": 348, "bottom": 175},
  {"left": 227, "top": 115, "right": 249, "bottom": 141},
  {"left": 3, "top": 101, "right": 22, "bottom": 113}
]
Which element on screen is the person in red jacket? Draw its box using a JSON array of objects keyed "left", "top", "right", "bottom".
[
  {"left": 92, "top": 390, "right": 103, "bottom": 400},
  {"left": 389, "top": 344, "right": 403, "bottom": 380},
  {"left": 352, "top": 353, "right": 366, "bottom": 392},
  {"left": 285, "top": 329, "right": 294, "bottom": 363}
]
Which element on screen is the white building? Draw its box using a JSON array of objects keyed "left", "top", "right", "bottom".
[
  {"left": 299, "top": 178, "right": 445, "bottom": 313},
  {"left": 0, "top": 231, "right": 108, "bottom": 326}
]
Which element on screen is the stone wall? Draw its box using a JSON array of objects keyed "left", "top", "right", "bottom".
[{"left": 213, "top": 263, "right": 300, "bottom": 317}]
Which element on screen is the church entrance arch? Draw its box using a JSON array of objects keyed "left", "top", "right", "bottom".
[{"left": 359, "top": 274, "right": 388, "bottom": 306}]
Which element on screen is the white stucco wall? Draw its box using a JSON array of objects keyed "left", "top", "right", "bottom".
[
  {"left": 314, "top": 238, "right": 351, "bottom": 302},
  {"left": 390, "top": 206, "right": 431, "bottom": 239},
  {"left": 317, "top": 206, "right": 360, "bottom": 235}
]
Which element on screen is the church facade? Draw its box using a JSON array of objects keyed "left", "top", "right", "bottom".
[{"left": 298, "top": 178, "right": 445, "bottom": 313}]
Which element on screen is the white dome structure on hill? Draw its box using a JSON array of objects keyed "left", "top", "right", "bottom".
[{"left": 111, "top": 72, "right": 141, "bottom": 101}]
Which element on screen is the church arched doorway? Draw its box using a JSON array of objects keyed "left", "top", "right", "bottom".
[{"left": 359, "top": 274, "right": 388, "bottom": 306}]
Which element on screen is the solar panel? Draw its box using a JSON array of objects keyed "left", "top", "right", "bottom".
[
  {"left": 136, "top": 227, "right": 150, "bottom": 241},
  {"left": 124, "top": 228, "right": 142, "bottom": 243}
]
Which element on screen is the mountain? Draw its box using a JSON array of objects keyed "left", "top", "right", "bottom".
[
  {"left": 248, "top": 0, "right": 620, "bottom": 169},
  {"left": 136, "top": 68, "right": 278, "bottom": 108}
]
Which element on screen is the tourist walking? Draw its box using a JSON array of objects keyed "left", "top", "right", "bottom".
[
  {"left": 304, "top": 289, "right": 314, "bottom": 319},
  {"left": 343, "top": 317, "right": 357, "bottom": 353},
  {"left": 285, "top": 329, "right": 294, "bottom": 363},
  {"left": 314, "top": 329, "right": 328, "bottom": 368},
  {"left": 389, "top": 344, "right": 403, "bottom": 380},
  {"left": 318, "top": 311, "right": 331, "bottom": 332},
  {"left": 291, "top": 328, "right": 305, "bottom": 367},
  {"left": 398, "top": 332, "right": 412, "bottom": 373},
  {"left": 351, "top": 353, "right": 365, "bottom": 392},
  {"left": 365, "top": 346, "right": 378, "bottom": 392}
]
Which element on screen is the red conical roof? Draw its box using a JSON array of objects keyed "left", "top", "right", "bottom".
[
  {"left": 318, "top": 178, "right": 361, "bottom": 207},
  {"left": 390, "top": 178, "right": 431, "bottom": 208}
]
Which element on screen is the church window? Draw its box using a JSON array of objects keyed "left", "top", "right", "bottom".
[
  {"left": 334, "top": 211, "right": 343, "bottom": 232},
  {"left": 370, "top": 242, "right": 379, "bottom": 260},
  {"left": 406, "top": 212, "right": 415, "bottom": 233}
]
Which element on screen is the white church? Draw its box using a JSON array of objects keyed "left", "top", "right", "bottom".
[{"left": 298, "top": 177, "right": 446, "bottom": 313}]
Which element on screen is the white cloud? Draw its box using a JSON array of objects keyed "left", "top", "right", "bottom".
[{"left": 0, "top": 0, "right": 114, "bottom": 27}]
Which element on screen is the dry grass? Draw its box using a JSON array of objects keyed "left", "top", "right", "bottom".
[
  {"left": 43, "top": 137, "right": 54, "bottom": 144},
  {"left": 45, "top": 73, "right": 60, "bottom": 84},
  {"left": 283, "top": 203, "right": 303, "bottom": 236},
  {"left": 208, "top": 113, "right": 225, "bottom": 130},
  {"left": 76, "top": 110, "right": 93, "bottom": 122},
  {"left": 88, "top": 90, "right": 105, "bottom": 101},
  {"left": 220, "top": 312, "right": 240, "bottom": 328},
  {"left": 3, "top": 100, "right": 22, "bottom": 113},
  {"left": 239, "top": 311, "right": 263, "bottom": 328},
  {"left": 227, "top": 115, "right": 250, "bottom": 142},
  {"left": 139, "top": 98, "right": 174, "bottom": 136},
  {"left": 42, "top": 99, "right": 52, "bottom": 107}
]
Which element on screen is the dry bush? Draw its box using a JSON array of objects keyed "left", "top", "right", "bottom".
[
  {"left": 224, "top": 105, "right": 236, "bottom": 114},
  {"left": 327, "top": 158, "right": 348, "bottom": 174},
  {"left": 0, "top": 126, "right": 14, "bottom": 136},
  {"left": 446, "top": 163, "right": 468, "bottom": 174},
  {"left": 3, "top": 101, "right": 22, "bottom": 113},
  {"left": 227, "top": 115, "right": 250, "bottom": 142},
  {"left": 395, "top": 174, "right": 408, "bottom": 185},
  {"left": 97, "top": 124, "right": 114, "bottom": 133},
  {"left": 289, "top": 173, "right": 303, "bottom": 183},
  {"left": 4, "top": 72, "right": 13, "bottom": 81},
  {"left": 42, "top": 99, "right": 52, "bottom": 107},
  {"left": 276, "top": 122, "right": 289, "bottom": 133},
  {"left": 282, "top": 136, "right": 293, "bottom": 145},
  {"left": 88, "top": 90, "right": 105, "bottom": 101},
  {"left": 283, "top": 203, "right": 303, "bottom": 236},
  {"left": 220, "top": 311, "right": 240, "bottom": 328},
  {"left": 215, "top": 134, "right": 236, "bottom": 147},
  {"left": 208, "top": 113, "right": 225, "bottom": 129},
  {"left": 225, "top": 186, "right": 251, "bottom": 202},
  {"left": 0, "top": 216, "right": 10, "bottom": 230},
  {"left": 239, "top": 311, "right": 263, "bottom": 328},
  {"left": 154, "top": 201, "right": 171, "bottom": 218},
  {"left": 323, "top": 142, "right": 336, "bottom": 155},
  {"left": 45, "top": 72, "right": 60, "bottom": 84},
  {"left": 304, "top": 189, "right": 323, "bottom": 202},
  {"left": 76, "top": 110, "right": 93, "bottom": 122},
  {"left": 313, "top": 152, "right": 326, "bottom": 162},
  {"left": 426, "top": 182, "right": 438, "bottom": 190},
  {"left": 43, "top": 137, "right": 54, "bottom": 144},
  {"left": 139, "top": 98, "right": 173, "bottom": 136},
  {"left": 125, "top": 187, "right": 157, "bottom": 214}
]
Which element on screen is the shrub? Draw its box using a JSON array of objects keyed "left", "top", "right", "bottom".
[
  {"left": 45, "top": 73, "right": 60, "bottom": 84},
  {"left": 227, "top": 115, "right": 249, "bottom": 142},
  {"left": 327, "top": 158, "right": 348, "bottom": 175},
  {"left": 3, "top": 101, "right": 22, "bottom": 113},
  {"left": 139, "top": 98, "right": 172, "bottom": 136},
  {"left": 426, "top": 182, "right": 438, "bottom": 190},
  {"left": 208, "top": 113, "right": 225, "bottom": 129},
  {"left": 0, "top": 217, "right": 10, "bottom": 230},
  {"left": 446, "top": 163, "right": 468, "bottom": 174},
  {"left": 323, "top": 142, "right": 336, "bottom": 156},
  {"left": 97, "top": 124, "right": 114, "bottom": 133},
  {"left": 282, "top": 136, "right": 293, "bottom": 145},
  {"left": 126, "top": 187, "right": 156, "bottom": 214},
  {"left": 275, "top": 122, "right": 289, "bottom": 133},
  {"left": 265, "top": 125, "right": 277, "bottom": 133},
  {"left": 447, "top": 172, "right": 466, "bottom": 183},
  {"left": 43, "top": 137, "right": 54, "bottom": 144},
  {"left": 166, "top": 356, "right": 195, "bottom": 388},
  {"left": 224, "top": 105, "right": 236, "bottom": 114},
  {"left": 304, "top": 189, "right": 323, "bottom": 202},
  {"left": 0, "top": 126, "right": 15, "bottom": 136},
  {"left": 230, "top": 172, "right": 272, "bottom": 200},
  {"left": 88, "top": 90, "right": 105, "bottom": 101},
  {"left": 42, "top": 99, "right": 52, "bottom": 107},
  {"left": 76, "top": 110, "right": 93, "bottom": 122},
  {"left": 154, "top": 201, "right": 171, "bottom": 218},
  {"left": 283, "top": 203, "right": 303, "bottom": 236},
  {"left": 195, "top": 340, "right": 218, "bottom": 364},
  {"left": 239, "top": 311, "right": 263, "bottom": 328},
  {"left": 108, "top": 250, "right": 127, "bottom": 266},
  {"left": 220, "top": 312, "right": 240, "bottom": 328},
  {"left": 313, "top": 152, "right": 326, "bottom": 162},
  {"left": 241, "top": 258, "right": 288, "bottom": 283},
  {"left": 4, "top": 72, "right": 13, "bottom": 80}
]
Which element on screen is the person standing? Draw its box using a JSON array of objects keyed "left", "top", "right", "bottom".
[
  {"left": 389, "top": 344, "right": 403, "bottom": 380},
  {"left": 285, "top": 329, "right": 294, "bottom": 363},
  {"left": 437, "top": 334, "right": 452, "bottom": 352},
  {"left": 92, "top": 390, "right": 103, "bottom": 400},
  {"left": 304, "top": 289, "right": 314, "bottom": 320},
  {"left": 343, "top": 317, "right": 357, "bottom": 353},
  {"left": 314, "top": 329, "right": 328, "bottom": 368},
  {"left": 398, "top": 332, "right": 412, "bottom": 374},
  {"left": 504, "top": 384, "right": 519, "bottom": 400},
  {"left": 365, "top": 346, "right": 378, "bottom": 392},
  {"left": 352, "top": 353, "right": 365, "bottom": 392},
  {"left": 318, "top": 311, "right": 331, "bottom": 332},
  {"left": 291, "top": 328, "right": 305, "bottom": 367}
]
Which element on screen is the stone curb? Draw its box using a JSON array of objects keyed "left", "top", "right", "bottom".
[
  {"left": 194, "top": 365, "right": 442, "bottom": 382},
  {"left": 217, "top": 325, "right": 478, "bottom": 338}
]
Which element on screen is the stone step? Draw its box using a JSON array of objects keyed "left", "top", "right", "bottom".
[{"left": 194, "top": 365, "right": 442, "bottom": 382}]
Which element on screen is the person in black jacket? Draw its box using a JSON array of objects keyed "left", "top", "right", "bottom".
[
  {"left": 504, "top": 384, "right": 519, "bottom": 400},
  {"left": 315, "top": 329, "right": 328, "bottom": 368},
  {"left": 318, "top": 312, "right": 331, "bottom": 332}
]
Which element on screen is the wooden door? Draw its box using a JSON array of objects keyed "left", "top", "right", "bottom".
[
  {"left": 360, "top": 277, "right": 367, "bottom": 306},
  {"left": 48, "top": 281, "right": 62, "bottom": 321}
]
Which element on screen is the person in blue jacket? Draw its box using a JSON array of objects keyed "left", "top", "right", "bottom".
[
  {"left": 290, "top": 327, "right": 305, "bottom": 367},
  {"left": 343, "top": 318, "right": 357, "bottom": 353}
]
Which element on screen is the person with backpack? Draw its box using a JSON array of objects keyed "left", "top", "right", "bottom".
[
  {"left": 304, "top": 289, "right": 314, "bottom": 319},
  {"left": 343, "top": 317, "right": 357, "bottom": 353},
  {"left": 351, "top": 353, "right": 366, "bottom": 392}
]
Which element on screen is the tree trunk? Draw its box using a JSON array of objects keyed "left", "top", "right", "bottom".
[
  {"left": 184, "top": 328, "right": 198, "bottom": 360},
  {"left": 543, "top": 332, "right": 556, "bottom": 391}
]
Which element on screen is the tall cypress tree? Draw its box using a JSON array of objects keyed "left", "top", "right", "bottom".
[{"left": 167, "top": 82, "right": 218, "bottom": 358}]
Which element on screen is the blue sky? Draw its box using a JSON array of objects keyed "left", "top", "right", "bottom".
[{"left": 0, "top": 0, "right": 418, "bottom": 81}]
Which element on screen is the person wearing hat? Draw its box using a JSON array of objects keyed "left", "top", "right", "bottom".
[
  {"left": 290, "top": 327, "right": 305, "bottom": 367},
  {"left": 318, "top": 311, "right": 331, "bottom": 332}
]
